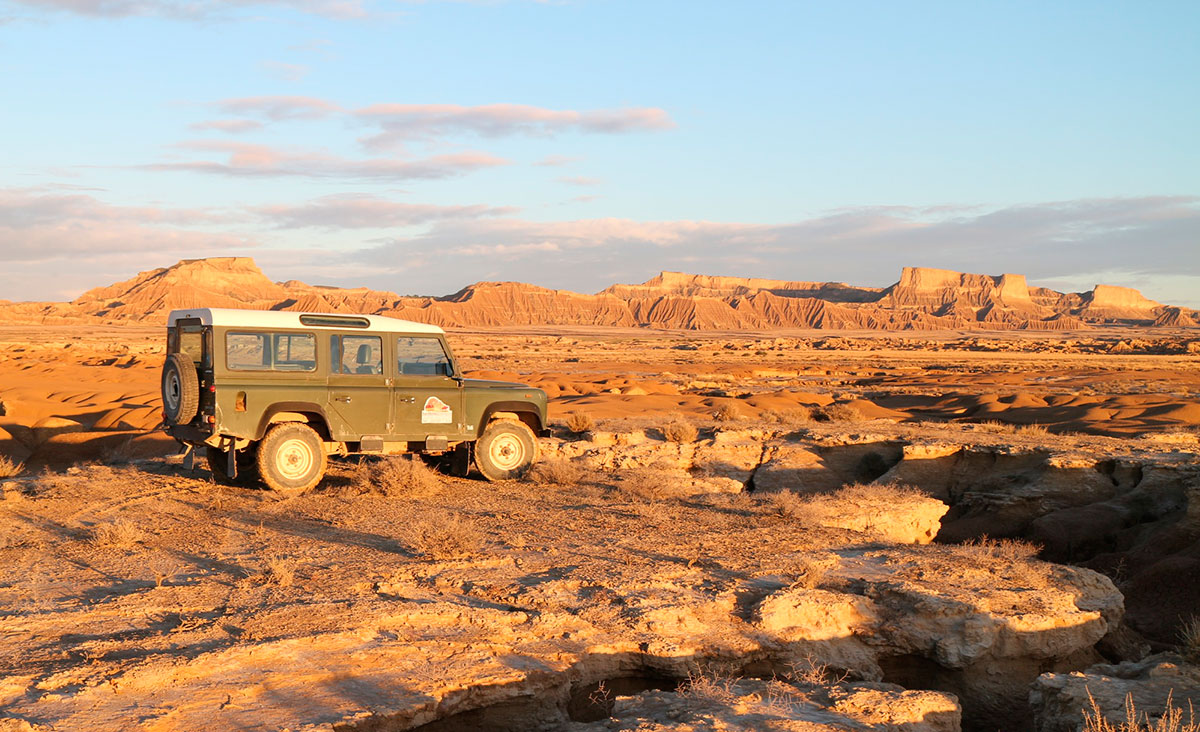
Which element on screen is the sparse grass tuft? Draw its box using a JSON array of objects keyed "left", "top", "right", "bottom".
[
  {"left": 90, "top": 518, "right": 143, "bottom": 551},
  {"left": 834, "top": 482, "right": 925, "bottom": 503},
  {"left": 960, "top": 535, "right": 1042, "bottom": 561},
  {"left": 524, "top": 458, "right": 580, "bottom": 487},
  {"left": 263, "top": 556, "right": 297, "bottom": 587},
  {"left": 1082, "top": 688, "right": 1199, "bottom": 732},
  {"left": 1180, "top": 615, "right": 1200, "bottom": 664},
  {"left": 714, "top": 403, "right": 743, "bottom": 422},
  {"left": 0, "top": 455, "right": 23, "bottom": 478},
  {"left": 351, "top": 456, "right": 441, "bottom": 498},
  {"left": 1017, "top": 423, "right": 1051, "bottom": 436},
  {"left": 786, "top": 655, "right": 848, "bottom": 686},
  {"left": 565, "top": 412, "right": 595, "bottom": 434},
  {"left": 407, "top": 514, "right": 483, "bottom": 559},
  {"left": 760, "top": 408, "right": 812, "bottom": 426},
  {"left": 662, "top": 417, "right": 698, "bottom": 444}
]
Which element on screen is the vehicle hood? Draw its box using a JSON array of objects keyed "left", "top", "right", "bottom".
[{"left": 460, "top": 378, "right": 534, "bottom": 390}]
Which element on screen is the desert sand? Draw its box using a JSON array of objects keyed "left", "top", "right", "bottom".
[{"left": 1, "top": 260, "right": 1199, "bottom": 731}]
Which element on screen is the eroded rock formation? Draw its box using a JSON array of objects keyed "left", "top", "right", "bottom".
[{"left": 1, "top": 257, "right": 1195, "bottom": 330}]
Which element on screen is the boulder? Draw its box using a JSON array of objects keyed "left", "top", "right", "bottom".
[{"left": 1031, "top": 654, "right": 1200, "bottom": 732}]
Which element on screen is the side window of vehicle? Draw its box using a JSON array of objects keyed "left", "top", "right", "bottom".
[
  {"left": 227, "top": 332, "right": 316, "bottom": 371},
  {"left": 337, "top": 335, "right": 383, "bottom": 375},
  {"left": 227, "top": 333, "right": 268, "bottom": 370},
  {"left": 396, "top": 336, "right": 452, "bottom": 377}
]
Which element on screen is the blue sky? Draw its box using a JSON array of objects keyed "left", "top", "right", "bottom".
[{"left": 1, "top": 0, "right": 1197, "bottom": 306}]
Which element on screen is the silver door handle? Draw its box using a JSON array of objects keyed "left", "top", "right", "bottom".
[
  {"left": 398, "top": 397, "right": 415, "bottom": 403},
  {"left": 335, "top": 396, "right": 351, "bottom": 403}
]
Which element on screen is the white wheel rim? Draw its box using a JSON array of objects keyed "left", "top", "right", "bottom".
[
  {"left": 488, "top": 433, "right": 525, "bottom": 471},
  {"left": 165, "top": 372, "right": 180, "bottom": 410},
  {"left": 276, "top": 438, "right": 314, "bottom": 481}
]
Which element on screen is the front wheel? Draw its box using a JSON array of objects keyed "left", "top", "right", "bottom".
[
  {"left": 256, "top": 423, "right": 327, "bottom": 497},
  {"left": 475, "top": 420, "right": 538, "bottom": 482}
]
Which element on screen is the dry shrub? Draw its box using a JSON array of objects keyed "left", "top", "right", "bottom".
[
  {"left": 817, "top": 402, "right": 865, "bottom": 422},
  {"left": 1181, "top": 615, "right": 1200, "bottom": 664},
  {"left": 760, "top": 408, "right": 812, "bottom": 426},
  {"left": 565, "top": 412, "right": 595, "bottom": 433},
  {"left": 1083, "top": 688, "right": 1199, "bottom": 732},
  {"left": 662, "top": 418, "right": 698, "bottom": 444},
  {"left": 834, "top": 482, "right": 924, "bottom": 503},
  {"left": 0, "top": 456, "right": 23, "bottom": 479},
  {"left": 789, "top": 557, "right": 829, "bottom": 590},
  {"left": 100, "top": 437, "right": 138, "bottom": 465},
  {"left": 767, "top": 490, "right": 805, "bottom": 520},
  {"left": 787, "top": 655, "right": 848, "bottom": 686},
  {"left": 975, "top": 421, "right": 1016, "bottom": 434},
  {"left": 91, "top": 518, "right": 143, "bottom": 551},
  {"left": 714, "top": 403, "right": 743, "bottom": 422},
  {"left": 407, "top": 514, "right": 482, "bottom": 559},
  {"left": 960, "top": 535, "right": 1042, "bottom": 561},
  {"left": 618, "top": 466, "right": 689, "bottom": 501},
  {"left": 1017, "top": 423, "right": 1050, "bottom": 436},
  {"left": 524, "top": 458, "right": 580, "bottom": 487},
  {"left": 679, "top": 669, "right": 740, "bottom": 706},
  {"left": 351, "top": 456, "right": 441, "bottom": 497},
  {"left": 263, "top": 556, "right": 297, "bottom": 587}
]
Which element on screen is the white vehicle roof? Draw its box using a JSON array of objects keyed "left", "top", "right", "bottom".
[{"left": 166, "top": 308, "right": 444, "bottom": 334}]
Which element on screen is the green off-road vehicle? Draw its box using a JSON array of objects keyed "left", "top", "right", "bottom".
[{"left": 161, "top": 308, "right": 547, "bottom": 495}]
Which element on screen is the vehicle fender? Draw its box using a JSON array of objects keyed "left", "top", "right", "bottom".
[
  {"left": 478, "top": 401, "right": 543, "bottom": 436},
  {"left": 254, "top": 402, "right": 332, "bottom": 440}
]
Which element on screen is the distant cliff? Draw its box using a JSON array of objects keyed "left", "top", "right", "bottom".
[{"left": 0, "top": 257, "right": 1194, "bottom": 330}]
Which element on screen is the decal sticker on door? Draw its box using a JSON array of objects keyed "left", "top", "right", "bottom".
[{"left": 421, "top": 396, "right": 453, "bottom": 424}]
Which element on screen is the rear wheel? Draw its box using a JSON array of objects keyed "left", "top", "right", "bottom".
[
  {"left": 162, "top": 353, "right": 199, "bottom": 425},
  {"left": 256, "top": 423, "right": 327, "bottom": 497},
  {"left": 475, "top": 420, "right": 538, "bottom": 481}
]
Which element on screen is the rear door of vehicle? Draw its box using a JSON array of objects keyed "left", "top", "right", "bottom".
[{"left": 326, "top": 333, "right": 392, "bottom": 442}]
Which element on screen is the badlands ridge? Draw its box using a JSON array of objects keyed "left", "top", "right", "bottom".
[{"left": 1, "top": 257, "right": 1196, "bottom": 330}]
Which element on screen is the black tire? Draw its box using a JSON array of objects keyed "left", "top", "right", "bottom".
[
  {"left": 206, "top": 446, "right": 258, "bottom": 485},
  {"left": 256, "top": 423, "right": 327, "bottom": 497},
  {"left": 475, "top": 420, "right": 538, "bottom": 482},
  {"left": 162, "top": 353, "right": 199, "bottom": 425}
]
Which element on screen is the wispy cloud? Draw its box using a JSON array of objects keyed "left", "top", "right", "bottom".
[
  {"left": 534, "top": 154, "right": 580, "bottom": 167},
  {"left": 188, "top": 119, "right": 264, "bottom": 133},
  {"left": 352, "top": 197, "right": 1200, "bottom": 300},
  {"left": 2, "top": 0, "right": 370, "bottom": 19},
  {"left": 3, "top": 190, "right": 1195, "bottom": 307},
  {"left": 217, "top": 95, "right": 339, "bottom": 121},
  {"left": 557, "top": 175, "right": 602, "bottom": 186},
  {"left": 253, "top": 193, "right": 516, "bottom": 229},
  {"left": 0, "top": 187, "right": 250, "bottom": 265},
  {"left": 354, "top": 103, "right": 675, "bottom": 150},
  {"left": 261, "top": 60, "right": 309, "bottom": 81},
  {"left": 141, "top": 141, "right": 508, "bottom": 181}
]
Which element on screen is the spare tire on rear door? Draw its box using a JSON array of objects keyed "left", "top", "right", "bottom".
[{"left": 162, "top": 352, "right": 199, "bottom": 425}]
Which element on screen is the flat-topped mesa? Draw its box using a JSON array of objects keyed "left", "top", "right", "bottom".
[
  {"left": 603, "top": 271, "right": 882, "bottom": 302},
  {"left": 882, "top": 267, "right": 1053, "bottom": 321},
  {"left": 1077, "top": 284, "right": 1163, "bottom": 321}
]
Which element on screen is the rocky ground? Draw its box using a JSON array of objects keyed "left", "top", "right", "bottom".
[{"left": 2, "top": 326, "right": 1199, "bottom": 731}]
